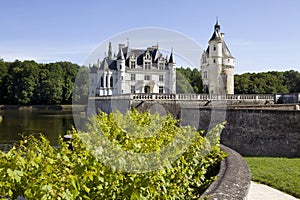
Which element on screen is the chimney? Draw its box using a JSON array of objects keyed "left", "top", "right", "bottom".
[
  {"left": 118, "top": 44, "right": 125, "bottom": 50},
  {"left": 221, "top": 33, "right": 225, "bottom": 40}
]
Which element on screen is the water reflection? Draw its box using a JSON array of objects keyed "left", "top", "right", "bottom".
[{"left": 0, "top": 110, "right": 78, "bottom": 152}]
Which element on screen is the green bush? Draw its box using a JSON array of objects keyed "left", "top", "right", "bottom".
[{"left": 0, "top": 110, "right": 226, "bottom": 199}]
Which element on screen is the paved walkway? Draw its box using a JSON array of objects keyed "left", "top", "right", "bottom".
[{"left": 247, "top": 181, "right": 299, "bottom": 200}]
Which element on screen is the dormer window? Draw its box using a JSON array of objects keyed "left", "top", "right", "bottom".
[
  {"left": 130, "top": 61, "right": 136, "bottom": 68},
  {"left": 159, "top": 62, "right": 164, "bottom": 70},
  {"left": 145, "top": 52, "right": 151, "bottom": 59},
  {"left": 145, "top": 61, "right": 151, "bottom": 70}
]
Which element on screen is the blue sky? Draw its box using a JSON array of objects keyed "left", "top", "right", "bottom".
[{"left": 1, "top": 0, "right": 300, "bottom": 74}]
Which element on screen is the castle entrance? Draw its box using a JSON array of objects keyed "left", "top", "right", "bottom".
[{"left": 144, "top": 86, "right": 150, "bottom": 93}]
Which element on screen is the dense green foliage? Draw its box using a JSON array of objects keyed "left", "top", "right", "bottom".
[
  {"left": 0, "top": 60, "right": 87, "bottom": 105},
  {"left": 176, "top": 67, "right": 203, "bottom": 94},
  {"left": 245, "top": 157, "right": 300, "bottom": 198},
  {"left": 176, "top": 67, "right": 300, "bottom": 94},
  {"left": 234, "top": 70, "right": 300, "bottom": 94},
  {"left": 0, "top": 110, "right": 226, "bottom": 199}
]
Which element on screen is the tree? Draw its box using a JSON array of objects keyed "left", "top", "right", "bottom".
[
  {"left": 36, "top": 63, "right": 64, "bottom": 104},
  {"left": 234, "top": 71, "right": 293, "bottom": 94},
  {"left": 283, "top": 70, "right": 300, "bottom": 93},
  {"left": 56, "top": 62, "right": 79, "bottom": 104},
  {"left": 176, "top": 67, "right": 203, "bottom": 94},
  {"left": 72, "top": 67, "right": 89, "bottom": 105},
  {"left": 0, "top": 61, "right": 8, "bottom": 103}
]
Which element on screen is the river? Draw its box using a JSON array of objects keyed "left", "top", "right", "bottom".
[{"left": 0, "top": 110, "right": 79, "bottom": 152}]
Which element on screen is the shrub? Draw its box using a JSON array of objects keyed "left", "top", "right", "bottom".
[{"left": 0, "top": 110, "right": 226, "bottom": 199}]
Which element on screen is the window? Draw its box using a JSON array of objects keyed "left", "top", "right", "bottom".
[
  {"left": 91, "top": 78, "right": 94, "bottom": 83},
  {"left": 213, "top": 59, "right": 216, "bottom": 63},
  {"left": 202, "top": 56, "right": 207, "bottom": 63},
  {"left": 130, "top": 61, "right": 136, "bottom": 68},
  {"left": 159, "top": 75, "right": 164, "bottom": 82},
  {"left": 131, "top": 86, "right": 135, "bottom": 94},
  {"left": 144, "top": 75, "right": 150, "bottom": 80},
  {"left": 203, "top": 71, "right": 207, "bottom": 79},
  {"left": 213, "top": 45, "right": 216, "bottom": 51},
  {"left": 159, "top": 63, "right": 164, "bottom": 70},
  {"left": 145, "top": 61, "right": 151, "bottom": 69},
  {"left": 110, "top": 76, "right": 113, "bottom": 87},
  {"left": 131, "top": 74, "right": 136, "bottom": 81},
  {"left": 159, "top": 86, "right": 163, "bottom": 94},
  {"left": 100, "top": 76, "right": 104, "bottom": 87},
  {"left": 121, "top": 76, "right": 123, "bottom": 80},
  {"left": 91, "top": 90, "right": 94, "bottom": 94}
]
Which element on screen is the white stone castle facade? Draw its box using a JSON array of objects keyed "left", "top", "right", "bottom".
[
  {"left": 201, "top": 21, "right": 235, "bottom": 94},
  {"left": 89, "top": 43, "right": 176, "bottom": 96}
]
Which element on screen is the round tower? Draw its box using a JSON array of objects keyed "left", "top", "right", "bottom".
[{"left": 201, "top": 19, "right": 235, "bottom": 94}]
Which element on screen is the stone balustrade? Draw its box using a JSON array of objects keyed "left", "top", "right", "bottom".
[{"left": 91, "top": 93, "right": 274, "bottom": 101}]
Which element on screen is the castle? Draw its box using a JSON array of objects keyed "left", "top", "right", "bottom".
[
  {"left": 89, "top": 20, "right": 235, "bottom": 96},
  {"left": 89, "top": 43, "right": 176, "bottom": 96},
  {"left": 201, "top": 20, "right": 235, "bottom": 94}
]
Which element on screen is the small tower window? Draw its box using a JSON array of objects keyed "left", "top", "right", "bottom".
[
  {"left": 213, "top": 45, "right": 216, "bottom": 51},
  {"left": 203, "top": 71, "right": 208, "bottom": 79},
  {"left": 213, "top": 59, "right": 216, "bottom": 63}
]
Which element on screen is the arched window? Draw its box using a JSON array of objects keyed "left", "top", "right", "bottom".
[
  {"left": 110, "top": 76, "right": 113, "bottom": 87},
  {"left": 100, "top": 76, "right": 104, "bottom": 87}
]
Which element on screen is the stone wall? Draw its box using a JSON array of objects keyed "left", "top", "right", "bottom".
[
  {"left": 131, "top": 100, "right": 300, "bottom": 157},
  {"left": 222, "top": 109, "right": 300, "bottom": 157},
  {"left": 92, "top": 98, "right": 300, "bottom": 157}
]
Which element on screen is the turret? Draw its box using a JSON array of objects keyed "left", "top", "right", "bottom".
[
  {"left": 117, "top": 45, "right": 126, "bottom": 94},
  {"left": 108, "top": 42, "right": 112, "bottom": 59},
  {"left": 168, "top": 49, "right": 176, "bottom": 94}
]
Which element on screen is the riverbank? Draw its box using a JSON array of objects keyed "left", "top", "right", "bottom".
[{"left": 0, "top": 105, "right": 87, "bottom": 111}]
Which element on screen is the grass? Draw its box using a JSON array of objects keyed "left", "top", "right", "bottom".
[{"left": 244, "top": 157, "right": 300, "bottom": 198}]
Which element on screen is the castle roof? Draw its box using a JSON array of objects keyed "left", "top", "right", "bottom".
[
  {"left": 207, "top": 20, "right": 234, "bottom": 59},
  {"left": 95, "top": 43, "right": 174, "bottom": 71},
  {"left": 209, "top": 20, "right": 222, "bottom": 42},
  {"left": 222, "top": 41, "right": 234, "bottom": 58}
]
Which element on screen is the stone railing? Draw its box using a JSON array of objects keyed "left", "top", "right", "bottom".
[
  {"left": 130, "top": 94, "right": 274, "bottom": 101},
  {"left": 90, "top": 93, "right": 275, "bottom": 101}
]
